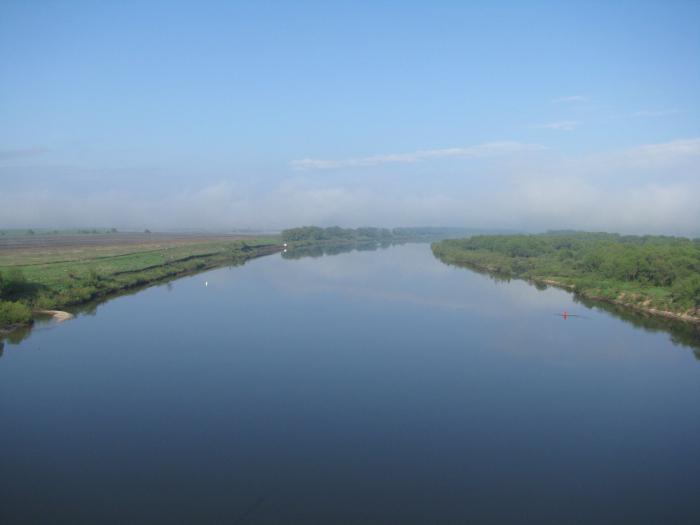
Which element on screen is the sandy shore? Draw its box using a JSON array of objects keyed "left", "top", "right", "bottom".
[{"left": 34, "top": 310, "right": 74, "bottom": 322}]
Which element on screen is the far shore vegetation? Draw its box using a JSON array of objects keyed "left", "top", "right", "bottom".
[
  {"left": 281, "top": 226, "right": 501, "bottom": 245},
  {"left": 0, "top": 233, "right": 280, "bottom": 331},
  {"left": 432, "top": 231, "right": 700, "bottom": 323}
]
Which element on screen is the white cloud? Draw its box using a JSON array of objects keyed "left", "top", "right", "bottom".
[
  {"left": 617, "top": 137, "right": 700, "bottom": 167},
  {"left": 632, "top": 109, "right": 679, "bottom": 118},
  {"left": 290, "top": 141, "right": 546, "bottom": 170},
  {"left": 535, "top": 121, "right": 579, "bottom": 131},
  {"left": 553, "top": 95, "right": 587, "bottom": 103}
]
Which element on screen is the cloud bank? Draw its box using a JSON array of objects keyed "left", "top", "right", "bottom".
[
  {"left": 290, "top": 141, "right": 546, "bottom": 170},
  {"left": 1, "top": 138, "right": 698, "bottom": 237}
]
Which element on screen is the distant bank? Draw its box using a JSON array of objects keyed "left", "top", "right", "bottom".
[
  {"left": 0, "top": 232, "right": 282, "bottom": 334},
  {"left": 432, "top": 232, "right": 700, "bottom": 324}
]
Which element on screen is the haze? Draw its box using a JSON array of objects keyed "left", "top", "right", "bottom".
[{"left": 1, "top": 1, "right": 699, "bottom": 235}]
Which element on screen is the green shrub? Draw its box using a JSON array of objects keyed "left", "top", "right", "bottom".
[
  {"left": 671, "top": 276, "right": 700, "bottom": 309},
  {"left": 0, "top": 268, "right": 27, "bottom": 298},
  {"left": 84, "top": 268, "right": 102, "bottom": 287},
  {"left": 0, "top": 300, "right": 32, "bottom": 325}
]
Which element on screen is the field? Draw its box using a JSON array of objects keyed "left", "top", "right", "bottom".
[{"left": 0, "top": 232, "right": 281, "bottom": 330}]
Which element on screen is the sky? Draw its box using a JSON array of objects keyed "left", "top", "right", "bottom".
[{"left": 1, "top": 0, "right": 699, "bottom": 235}]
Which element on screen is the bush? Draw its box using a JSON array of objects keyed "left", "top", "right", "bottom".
[
  {"left": 0, "top": 268, "right": 27, "bottom": 298},
  {"left": 35, "top": 294, "right": 57, "bottom": 309},
  {"left": 84, "top": 268, "right": 102, "bottom": 287},
  {"left": 672, "top": 276, "right": 700, "bottom": 309},
  {"left": 0, "top": 300, "right": 32, "bottom": 326}
]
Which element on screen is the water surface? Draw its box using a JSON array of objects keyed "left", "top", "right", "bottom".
[{"left": 2, "top": 244, "right": 699, "bottom": 523}]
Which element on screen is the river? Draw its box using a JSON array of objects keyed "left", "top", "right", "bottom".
[{"left": 1, "top": 243, "right": 699, "bottom": 523}]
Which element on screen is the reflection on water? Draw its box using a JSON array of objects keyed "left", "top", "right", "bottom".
[
  {"left": 281, "top": 239, "right": 393, "bottom": 259},
  {"left": 0, "top": 258, "right": 252, "bottom": 350},
  {"left": 1, "top": 322, "right": 33, "bottom": 346},
  {"left": 572, "top": 293, "right": 700, "bottom": 352},
  {"left": 436, "top": 256, "right": 700, "bottom": 353},
  {"left": 2, "top": 243, "right": 700, "bottom": 524}
]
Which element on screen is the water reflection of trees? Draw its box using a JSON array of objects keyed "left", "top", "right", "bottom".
[
  {"left": 0, "top": 322, "right": 34, "bottom": 351},
  {"left": 572, "top": 294, "right": 700, "bottom": 352},
  {"left": 439, "top": 258, "right": 700, "bottom": 352},
  {"left": 282, "top": 240, "right": 394, "bottom": 260},
  {"left": 438, "top": 259, "right": 514, "bottom": 284}
]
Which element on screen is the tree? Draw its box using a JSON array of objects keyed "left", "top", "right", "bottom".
[{"left": 0, "top": 269, "right": 27, "bottom": 298}]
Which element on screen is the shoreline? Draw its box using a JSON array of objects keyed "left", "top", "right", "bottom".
[
  {"left": 530, "top": 276, "right": 700, "bottom": 324},
  {"left": 33, "top": 309, "right": 75, "bottom": 322},
  {"left": 439, "top": 257, "right": 700, "bottom": 325},
  {"left": 1, "top": 243, "right": 282, "bottom": 338}
]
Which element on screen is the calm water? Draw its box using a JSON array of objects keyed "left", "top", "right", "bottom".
[{"left": 2, "top": 244, "right": 699, "bottom": 524}]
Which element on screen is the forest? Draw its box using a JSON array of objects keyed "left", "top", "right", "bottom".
[{"left": 432, "top": 232, "right": 700, "bottom": 318}]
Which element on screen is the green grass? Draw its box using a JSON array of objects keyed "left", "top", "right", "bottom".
[{"left": 0, "top": 237, "right": 281, "bottom": 330}]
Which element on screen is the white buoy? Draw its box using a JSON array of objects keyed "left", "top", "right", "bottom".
[{"left": 205, "top": 281, "right": 208, "bottom": 287}]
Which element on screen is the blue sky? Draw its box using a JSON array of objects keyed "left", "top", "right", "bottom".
[{"left": 1, "top": 1, "right": 699, "bottom": 234}]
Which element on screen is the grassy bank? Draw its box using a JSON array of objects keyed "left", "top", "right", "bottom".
[
  {"left": 0, "top": 235, "right": 281, "bottom": 331},
  {"left": 432, "top": 232, "right": 700, "bottom": 323}
]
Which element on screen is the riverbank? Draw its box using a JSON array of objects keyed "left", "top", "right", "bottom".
[
  {"left": 34, "top": 309, "right": 75, "bottom": 322},
  {"left": 432, "top": 232, "right": 700, "bottom": 325},
  {"left": 0, "top": 233, "right": 282, "bottom": 333}
]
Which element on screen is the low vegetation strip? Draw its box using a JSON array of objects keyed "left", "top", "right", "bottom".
[
  {"left": 280, "top": 225, "right": 495, "bottom": 246},
  {"left": 0, "top": 236, "right": 281, "bottom": 331},
  {"left": 432, "top": 232, "right": 700, "bottom": 323}
]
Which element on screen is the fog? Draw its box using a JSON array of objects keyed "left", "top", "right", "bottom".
[{"left": 2, "top": 138, "right": 698, "bottom": 237}]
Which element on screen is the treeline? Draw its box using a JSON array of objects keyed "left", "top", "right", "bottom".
[
  {"left": 432, "top": 232, "right": 700, "bottom": 315},
  {"left": 282, "top": 226, "right": 394, "bottom": 243},
  {"left": 281, "top": 226, "right": 494, "bottom": 243},
  {"left": 0, "top": 228, "right": 120, "bottom": 236}
]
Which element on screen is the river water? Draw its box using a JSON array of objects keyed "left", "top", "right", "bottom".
[{"left": 1, "top": 243, "right": 699, "bottom": 523}]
